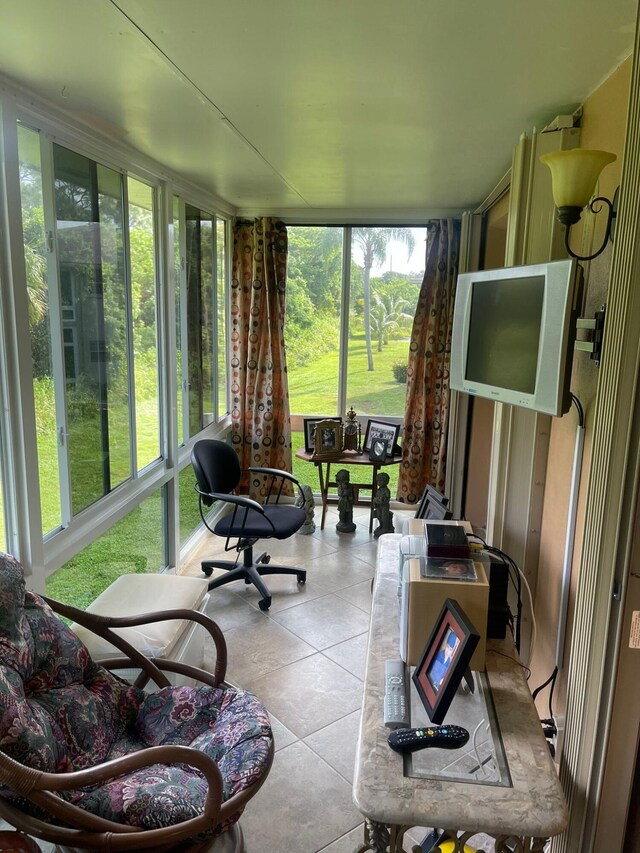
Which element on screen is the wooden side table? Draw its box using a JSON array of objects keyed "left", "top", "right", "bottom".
[{"left": 295, "top": 448, "right": 402, "bottom": 532}]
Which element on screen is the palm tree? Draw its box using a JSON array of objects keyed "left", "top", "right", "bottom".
[
  {"left": 352, "top": 228, "right": 415, "bottom": 371},
  {"left": 369, "top": 293, "right": 413, "bottom": 352}
]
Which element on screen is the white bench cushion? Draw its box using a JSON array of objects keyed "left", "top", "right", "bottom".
[{"left": 71, "top": 574, "right": 209, "bottom": 659}]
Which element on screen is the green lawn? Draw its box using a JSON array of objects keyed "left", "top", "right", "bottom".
[{"left": 1, "top": 332, "right": 409, "bottom": 608}]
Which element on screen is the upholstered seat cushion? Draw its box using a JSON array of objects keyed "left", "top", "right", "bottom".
[
  {"left": 215, "top": 504, "right": 305, "bottom": 540},
  {"left": 0, "top": 553, "right": 272, "bottom": 833},
  {"left": 67, "top": 684, "right": 272, "bottom": 829},
  {"left": 71, "top": 573, "right": 209, "bottom": 659}
]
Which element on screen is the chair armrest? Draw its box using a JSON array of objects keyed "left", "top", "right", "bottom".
[
  {"left": 245, "top": 467, "right": 303, "bottom": 503},
  {"left": 0, "top": 745, "right": 223, "bottom": 837},
  {"left": 43, "top": 600, "right": 228, "bottom": 687},
  {"left": 195, "top": 486, "right": 264, "bottom": 514}
]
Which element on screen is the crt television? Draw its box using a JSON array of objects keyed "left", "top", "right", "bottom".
[{"left": 449, "top": 259, "right": 583, "bottom": 417}]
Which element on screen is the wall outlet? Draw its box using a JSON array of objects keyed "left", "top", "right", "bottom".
[{"left": 552, "top": 714, "right": 566, "bottom": 762}]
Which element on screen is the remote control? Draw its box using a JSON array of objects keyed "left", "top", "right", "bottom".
[
  {"left": 388, "top": 724, "right": 469, "bottom": 753},
  {"left": 384, "top": 659, "right": 410, "bottom": 729}
]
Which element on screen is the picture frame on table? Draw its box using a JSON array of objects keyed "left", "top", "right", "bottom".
[
  {"left": 369, "top": 437, "right": 389, "bottom": 463},
  {"left": 303, "top": 416, "right": 341, "bottom": 454},
  {"left": 363, "top": 419, "right": 399, "bottom": 457},
  {"left": 312, "top": 419, "right": 344, "bottom": 460},
  {"left": 416, "top": 484, "right": 448, "bottom": 519},
  {"left": 412, "top": 598, "right": 480, "bottom": 725}
]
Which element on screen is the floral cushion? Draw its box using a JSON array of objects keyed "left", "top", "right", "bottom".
[{"left": 0, "top": 553, "right": 272, "bottom": 833}]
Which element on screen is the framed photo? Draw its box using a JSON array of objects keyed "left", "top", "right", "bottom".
[
  {"left": 363, "top": 419, "right": 399, "bottom": 457},
  {"left": 423, "top": 497, "right": 453, "bottom": 521},
  {"left": 303, "top": 416, "right": 341, "bottom": 454},
  {"left": 369, "top": 436, "right": 389, "bottom": 463},
  {"left": 312, "top": 419, "right": 343, "bottom": 460},
  {"left": 412, "top": 598, "right": 480, "bottom": 725},
  {"left": 416, "top": 484, "right": 448, "bottom": 519}
]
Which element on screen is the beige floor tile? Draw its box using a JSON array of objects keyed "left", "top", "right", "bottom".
[
  {"left": 270, "top": 593, "right": 371, "bottom": 650},
  {"left": 335, "top": 579, "right": 373, "bottom": 612},
  {"left": 244, "top": 653, "right": 363, "bottom": 738},
  {"left": 239, "top": 741, "right": 362, "bottom": 853},
  {"left": 323, "top": 632, "right": 369, "bottom": 680},
  {"left": 234, "top": 571, "right": 335, "bottom": 612},
  {"left": 318, "top": 824, "right": 366, "bottom": 852},
  {"left": 269, "top": 711, "right": 298, "bottom": 751},
  {"left": 222, "top": 617, "right": 316, "bottom": 685},
  {"left": 304, "top": 709, "right": 361, "bottom": 783},
  {"left": 302, "top": 550, "right": 376, "bottom": 593},
  {"left": 204, "top": 586, "right": 265, "bottom": 633}
]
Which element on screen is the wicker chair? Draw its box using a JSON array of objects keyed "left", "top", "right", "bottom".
[{"left": 0, "top": 553, "right": 273, "bottom": 852}]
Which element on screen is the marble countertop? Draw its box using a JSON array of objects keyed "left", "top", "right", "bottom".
[{"left": 353, "top": 534, "right": 569, "bottom": 839}]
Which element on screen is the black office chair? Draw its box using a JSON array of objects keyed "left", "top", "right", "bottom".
[{"left": 191, "top": 439, "right": 307, "bottom": 611}]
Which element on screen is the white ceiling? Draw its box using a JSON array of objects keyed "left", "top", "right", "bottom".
[{"left": 0, "top": 0, "right": 636, "bottom": 219}]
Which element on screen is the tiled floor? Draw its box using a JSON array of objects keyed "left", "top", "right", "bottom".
[
  {"left": 181, "top": 503, "right": 420, "bottom": 853},
  {"left": 2, "top": 504, "right": 486, "bottom": 853}
]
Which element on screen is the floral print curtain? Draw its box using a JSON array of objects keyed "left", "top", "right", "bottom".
[
  {"left": 397, "top": 219, "right": 461, "bottom": 502},
  {"left": 230, "top": 218, "right": 293, "bottom": 498}
]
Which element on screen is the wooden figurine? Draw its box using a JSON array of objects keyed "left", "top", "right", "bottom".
[
  {"left": 335, "top": 469, "right": 356, "bottom": 533},
  {"left": 372, "top": 471, "right": 394, "bottom": 538}
]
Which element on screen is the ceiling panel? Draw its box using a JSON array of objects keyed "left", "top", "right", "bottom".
[{"left": 0, "top": 0, "right": 636, "bottom": 214}]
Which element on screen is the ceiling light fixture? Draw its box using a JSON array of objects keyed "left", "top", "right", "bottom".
[{"left": 540, "top": 149, "right": 618, "bottom": 261}]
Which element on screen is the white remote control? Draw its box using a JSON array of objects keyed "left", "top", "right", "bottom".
[{"left": 384, "top": 659, "right": 410, "bottom": 729}]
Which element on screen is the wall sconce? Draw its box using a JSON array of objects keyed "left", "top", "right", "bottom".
[{"left": 540, "top": 149, "right": 618, "bottom": 261}]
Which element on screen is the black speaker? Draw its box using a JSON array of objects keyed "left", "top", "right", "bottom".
[{"left": 484, "top": 552, "right": 510, "bottom": 639}]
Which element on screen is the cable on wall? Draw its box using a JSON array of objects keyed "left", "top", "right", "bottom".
[{"left": 555, "top": 394, "right": 586, "bottom": 669}]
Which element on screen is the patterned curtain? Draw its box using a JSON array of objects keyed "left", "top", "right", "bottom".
[
  {"left": 230, "top": 218, "right": 292, "bottom": 498},
  {"left": 397, "top": 219, "right": 461, "bottom": 502}
]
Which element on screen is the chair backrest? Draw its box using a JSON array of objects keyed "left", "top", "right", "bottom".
[
  {"left": 191, "top": 439, "right": 241, "bottom": 507},
  {"left": 0, "top": 553, "right": 143, "bottom": 775}
]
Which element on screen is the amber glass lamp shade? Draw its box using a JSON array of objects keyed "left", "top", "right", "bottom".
[{"left": 540, "top": 149, "right": 616, "bottom": 225}]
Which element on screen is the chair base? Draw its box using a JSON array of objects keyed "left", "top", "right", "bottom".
[{"left": 202, "top": 547, "right": 306, "bottom": 611}]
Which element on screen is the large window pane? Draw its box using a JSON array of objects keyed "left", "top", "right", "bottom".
[
  {"left": 216, "top": 218, "right": 227, "bottom": 420},
  {"left": 53, "top": 145, "right": 130, "bottom": 514},
  {"left": 18, "top": 125, "right": 62, "bottom": 534},
  {"left": 173, "top": 196, "right": 183, "bottom": 446},
  {"left": 286, "top": 226, "right": 343, "bottom": 421},
  {"left": 348, "top": 227, "right": 424, "bottom": 417},
  {"left": 179, "top": 462, "right": 202, "bottom": 545},
  {"left": 128, "top": 178, "right": 160, "bottom": 470},
  {"left": 45, "top": 486, "right": 167, "bottom": 610},
  {"left": 184, "top": 204, "right": 214, "bottom": 437}
]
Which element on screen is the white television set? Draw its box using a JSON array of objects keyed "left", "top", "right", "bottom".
[{"left": 450, "top": 259, "right": 583, "bottom": 417}]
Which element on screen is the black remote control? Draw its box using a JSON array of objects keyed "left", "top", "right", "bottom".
[{"left": 388, "top": 724, "right": 469, "bottom": 753}]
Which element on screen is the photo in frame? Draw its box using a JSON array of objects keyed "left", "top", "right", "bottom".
[
  {"left": 412, "top": 598, "right": 480, "bottom": 725},
  {"left": 312, "top": 419, "right": 343, "bottom": 460},
  {"left": 369, "top": 436, "right": 389, "bottom": 463},
  {"left": 303, "top": 416, "right": 341, "bottom": 454},
  {"left": 416, "top": 484, "right": 448, "bottom": 519},
  {"left": 363, "top": 419, "right": 399, "bottom": 456}
]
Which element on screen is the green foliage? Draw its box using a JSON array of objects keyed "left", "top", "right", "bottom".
[{"left": 392, "top": 363, "right": 408, "bottom": 383}]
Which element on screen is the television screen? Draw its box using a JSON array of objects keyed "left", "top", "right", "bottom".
[
  {"left": 450, "top": 259, "right": 582, "bottom": 417},
  {"left": 466, "top": 275, "right": 545, "bottom": 394}
]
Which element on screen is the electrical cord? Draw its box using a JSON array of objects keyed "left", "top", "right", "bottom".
[
  {"left": 570, "top": 393, "right": 585, "bottom": 427},
  {"left": 468, "top": 536, "right": 532, "bottom": 660}
]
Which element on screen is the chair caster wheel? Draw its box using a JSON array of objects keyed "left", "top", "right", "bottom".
[
  {"left": 297, "top": 573, "right": 307, "bottom": 585},
  {"left": 259, "top": 554, "right": 271, "bottom": 564},
  {"left": 259, "top": 598, "right": 271, "bottom": 611},
  {"left": 202, "top": 566, "right": 213, "bottom": 577}
]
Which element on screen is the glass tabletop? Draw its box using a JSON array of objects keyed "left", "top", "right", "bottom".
[{"left": 405, "top": 669, "right": 511, "bottom": 787}]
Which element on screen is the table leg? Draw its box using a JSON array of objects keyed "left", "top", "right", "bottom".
[
  {"left": 369, "top": 464, "right": 380, "bottom": 533},
  {"left": 361, "top": 818, "right": 391, "bottom": 852},
  {"left": 317, "top": 462, "right": 328, "bottom": 530}
]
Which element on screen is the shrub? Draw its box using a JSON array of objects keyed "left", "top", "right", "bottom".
[{"left": 392, "top": 363, "right": 408, "bottom": 383}]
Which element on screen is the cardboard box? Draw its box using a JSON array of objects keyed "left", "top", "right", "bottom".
[{"left": 403, "top": 557, "right": 488, "bottom": 671}]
